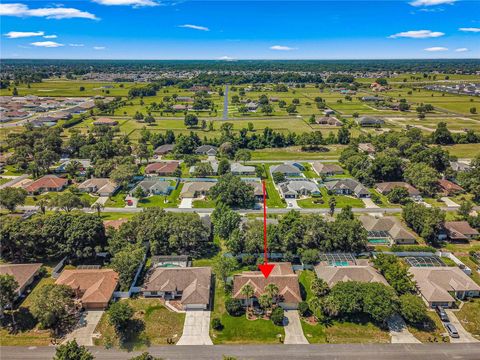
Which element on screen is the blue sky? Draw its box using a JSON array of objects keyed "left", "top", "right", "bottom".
[{"left": 0, "top": 0, "right": 479, "bottom": 59}]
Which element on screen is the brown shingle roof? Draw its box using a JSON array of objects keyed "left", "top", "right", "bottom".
[
  {"left": 312, "top": 162, "right": 344, "bottom": 175},
  {"left": 55, "top": 269, "right": 118, "bottom": 307},
  {"left": 0, "top": 263, "right": 42, "bottom": 293},
  {"left": 93, "top": 117, "right": 118, "bottom": 126},
  {"left": 142, "top": 267, "right": 211, "bottom": 305},
  {"left": 232, "top": 262, "right": 301, "bottom": 304},
  {"left": 314, "top": 265, "right": 389, "bottom": 287},
  {"left": 145, "top": 161, "right": 179, "bottom": 175},
  {"left": 438, "top": 179, "right": 464, "bottom": 194},
  {"left": 444, "top": 221, "right": 479, "bottom": 240},
  {"left": 375, "top": 182, "right": 420, "bottom": 196}
]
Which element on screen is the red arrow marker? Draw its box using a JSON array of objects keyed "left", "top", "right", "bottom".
[{"left": 258, "top": 180, "right": 275, "bottom": 278}]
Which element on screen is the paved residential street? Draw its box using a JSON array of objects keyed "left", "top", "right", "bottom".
[
  {"left": 283, "top": 310, "right": 308, "bottom": 344},
  {"left": 176, "top": 311, "right": 213, "bottom": 345},
  {"left": 2, "top": 343, "right": 480, "bottom": 359}
]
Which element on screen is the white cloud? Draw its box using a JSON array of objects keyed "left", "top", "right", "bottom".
[
  {"left": 93, "top": 46, "right": 106, "bottom": 50},
  {"left": 409, "top": 0, "right": 456, "bottom": 6},
  {"left": 0, "top": 3, "right": 98, "bottom": 20},
  {"left": 424, "top": 46, "right": 448, "bottom": 51},
  {"left": 389, "top": 30, "right": 444, "bottom": 39},
  {"left": 30, "top": 41, "right": 64, "bottom": 48},
  {"left": 455, "top": 48, "right": 469, "bottom": 52},
  {"left": 218, "top": 56, "right": 235, "bottom": 61},
  {"left": 43, "top": 35, "right": 57, "bottom": 39},
  {"left": 459, "top": 27, "right": 480, "bottom": 33},
  {"left": 4, "top": 31, "right": 44, "bottom": 38},
  {"left": 270, "top": 45, "right": 296, "bottom": 51},
  {"left": 179, "top": 24, "right": 209, "bottom": 31},
  {"left": 69, "top": 43, "right": 85, "bottom": 47},
  {"left": 92, "top": 0, "right": 159, "bottom": 6}
]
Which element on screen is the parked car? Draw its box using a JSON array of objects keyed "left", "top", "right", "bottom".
[
  {"left": 436, "top": 306, "right": 449, "bottom": 322},
  {"left": 445, "top": 323, "right": 459, "bottom": 338}
]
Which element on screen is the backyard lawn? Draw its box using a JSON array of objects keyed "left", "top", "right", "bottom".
[{"left": 94, "top": 298, "right": 185, "bottom": 350}]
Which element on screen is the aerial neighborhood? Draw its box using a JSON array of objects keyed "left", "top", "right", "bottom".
[{"left": 0, "top": 58, "right": 480, "bottom": 359}]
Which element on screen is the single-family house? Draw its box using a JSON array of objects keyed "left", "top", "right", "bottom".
[
  {"left": 314, "top": 264, "right": 389, "bottom": 288},
  {"left": 450, "top": 161, "right": 471, "bottom": 172},
  {"left": 0, "top": 263, "right": 42, "bottom": 299},
  {"left": 132, "top": 179, "right": 173, "bottom": 195},
  {"left": 142, "top": 267, "right": 212, "bottom": 310},
  {"left": 444, "top": 221, "right": 479, "bottom": 241},
  {"left": 359, "top": 215, "right": 417, "bottom": 245},
  {"left": 356, "top": 116, "right": 384, "bottom": 127},
  {"left": 324, "top": 178, "right": 370, "bottom": 198},
  {"left": 315, "top": 116, "right": 342, "bottom": 126},
  {"left": 278, "top": 180, "right": 320, "bottom": 199},
  {"left": 232, "top": 262, "right": 302, "bottom": 310},
  {"left": 154, "top": 144, "right": 175, "bottom": 156},
  {"left": 409, "top": 267, "right": 480, "bottom": 308},
  {"left": 195, "top": 145, "right": 218, "bottom": 156},
  {"left": 438, "top": 179, "right": 464, "bottom": 196},
  {"left": 55, "top": 269, "right": 119, "bottom": 310},
  {"left": 23, "top": 175, "right": 68, "bottom": 194},
  {"left": 270, "top": 163, "right": 302, "bottom": 177},
  {"left": 244, "top": 181, "right": 264, "bottom": 201},
  {"left": 189, "top": 160, "right": 219, "bottom": 176},
  {"left": 246, "top": 102, "right": 259, "bottom": 111},
  {"left": 180, "top": 181, "right": 216, "bottom": 198},
  {"left": 231, "top": 162, "right": 256, "bottom": 176},
  {"left": 312, "top": 162, "right": 344, "bottom": 176},
  {"left": 144, "top": 161, "right": 180, "bottom": 176},
  {"left": 93, "top": 117, "right": 118, "bottom": 126},
  {"left": 78, "top": 178, "right": 118, "bottom": 197},
  {"left": 358, "top": 143, "right": 376, "bottom": 154},
  {"left": 375, "top": 182, "right": 421, "bottom": 198},
  {"left": 54, "top": 159, "right": 92, "bottom": 174}
]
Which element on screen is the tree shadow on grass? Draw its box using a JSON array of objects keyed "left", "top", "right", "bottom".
[{"left": 120, "top": 319, "right": 147, "bottom": 352}]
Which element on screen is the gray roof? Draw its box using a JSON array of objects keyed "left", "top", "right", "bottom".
[
  {"left": 279, "top": 180, "right": 319, "bottom": 196},
  {"left": 359, "top": 215, "right": 416, "bottom": 241},
  {"left": 270, "top": 163, "right": 302, "bottom": 175},
  {"left": 231, "top": 162, "right": 256, "bottom": 174},
  {"left": 315, "top": 265, "right": 389, "bottom": 287},
  {"left": 135, "top": 179, "right": 170, "bottom": 193},
  {"left": 325, "top": 178, "right": 370, "bottom": 196},
  {"left": 195, "top": 145, "right": 217, "bottom": 155}
]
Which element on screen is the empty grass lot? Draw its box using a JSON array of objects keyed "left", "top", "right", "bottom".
[
  {"left": 94, "top": 298, "right": 185, "bottom": 349},
  {"left": 407, "top": 312, "right": 450, "bottom": 343}
]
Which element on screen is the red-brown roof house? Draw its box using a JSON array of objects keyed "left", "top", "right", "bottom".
[
  {"left": 103, "top": 218, "right": 129, "bottom": 230},
  {"left": 55, "top": 269, "right": 119, "bottom": 310},
  {"left": 232, "top": 262, "right": 301, "bottom": 310},
  {"left": 144, "top": 161, "right": 180, "bottom": 176},
  {"left": 23, "top": 175, "right": 68, "bottom": 194},
  {"left": 375, "top": 182, "right": 421, "bottom": 197},
  {"left": 0, "top": 263, "right": 42, "bottom": 298},
  {"left": 444, "top": 221, "right": 479, "bottom": 241},
  {"left": 438, "top": 179, "right": 464, "bottom": 196},
  {"left": 93, "top": 117, "right": 118, "bottom": 126}
]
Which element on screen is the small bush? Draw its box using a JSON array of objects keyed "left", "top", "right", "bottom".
[
  {"left": 212, "top": 317, "right": 223, "bottom": 330},
  {"left": 270, "top": 306, "right": 285, "bottom": 326},
  {"left": 225, "top": 298, "right": 245, "bottom": 317},
  {"left": 298, "top": 302, "right": 310, "bottom": 317}
]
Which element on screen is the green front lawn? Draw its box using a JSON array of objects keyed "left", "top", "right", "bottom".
[
  {"left": 407, "top": 311, "right": 450, "bottom": 343},
  {"left": 105, "top": 191, "right": 127, "bottom": 208},
  {"left": 138, "top": 184, "right": 182, "bottom": 208},
  {"left": 325, "top": 318, "right": 390, "bottom": 344},
  {"left": 456, "top": 299, "right": 480, "bottom": 340},
  {"left": 94, "top": 298, "right": 185, "bottom": 349},
  {"left": 297, "top": 188, "right": 365, "bottom": 209},
  {"left": 210, "top": 281, "right": 284, "bottom": 344}
]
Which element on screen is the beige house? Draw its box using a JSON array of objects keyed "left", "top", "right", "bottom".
[
  {"left": 409, "top": 267, "right": 480, "bottom": 308},
  {"left": 314, "top": 265, "right": 389, "bottom": 287},
  {"left": 311, "top": 162, "right": 344, "bottom": 176},
  {"left": 180, "top": 181, "right": 216, "bottom": 199},
  {"left": 78, "top": 178, "right": 118, "bottom": 197},
  {"left": 359, "top": 215, "right": 417, "bottom": 245},
  {"left": 142, "top": 267, "right": 212, "bottom": 310},
  {"left": 0, "top": 263, "right": 42, "bottom": 298}
]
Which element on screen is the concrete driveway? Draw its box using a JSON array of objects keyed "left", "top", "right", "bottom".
[
  {"left": 441, "top": 197, "right": 460, "bottom": 208},
  {"left": 387, "top": 314, "right": 420, "bottom": 344},
  {"left": 283, "top": 310, "right": 308, "bottom": 344},
  {"left": 63, "top": 310, "right": 104, "bottom": 346},
  {"left": 286, "top": 199, "right": 300, "bottom": 209},
  {"left": 176, "top": 310, "right": 213, "bottom": 345},
  {"left": 179, "top": 198, "right": 193, "bottom": 209},
  {"left": 445, "top": 310, "right": 479, "bottom": 343},
  {"left": 362, "top": 198, "right": 379, "bottom": 209}
]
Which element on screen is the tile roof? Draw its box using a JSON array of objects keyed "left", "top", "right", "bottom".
[
  {"left": 55, "top": 269, "right": 119, "bottom": 307},
  {"left": 24, "top": 175, "right": 68, "bottom": 193},
  {"left": 232, "top": 262, "right": 301, "bottom": 304},
  {"left": 145, "top": 161, "right": 179, "bottom": 174}
]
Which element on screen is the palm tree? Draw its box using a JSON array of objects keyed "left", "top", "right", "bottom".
[
  {"left": 36, "top": 196, "right": 50, "bottom": 214},
  {"left": 311, "top": 278, "right": 329, "bottom": 297},
  {"left": 328, "top": 197, "right": 336, "bottom": 217},
  {"left": 240, "top": 284, "right": 254, "bottom": 313},
  {"left": 65, "top": 160, "right": 80, "bottom": 180},
  {"left": 91, "top": 202, "right": 104, "bottom": 216},
  {"left": 264, "top": 283, "right": 279, "bottom": 305},
  {"left": 258, "top": 294, "right": 272, "bottom": 311}
]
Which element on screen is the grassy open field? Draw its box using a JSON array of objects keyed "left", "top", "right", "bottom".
[
  {"left": 0, "top": 80, "right": 135, "bottom": 97},
  {"left": 250, "top": 145, "right": 346, "bottom": 160},
  {"left": 457, "top": 299, "right": 480, "bottom": 341}
]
